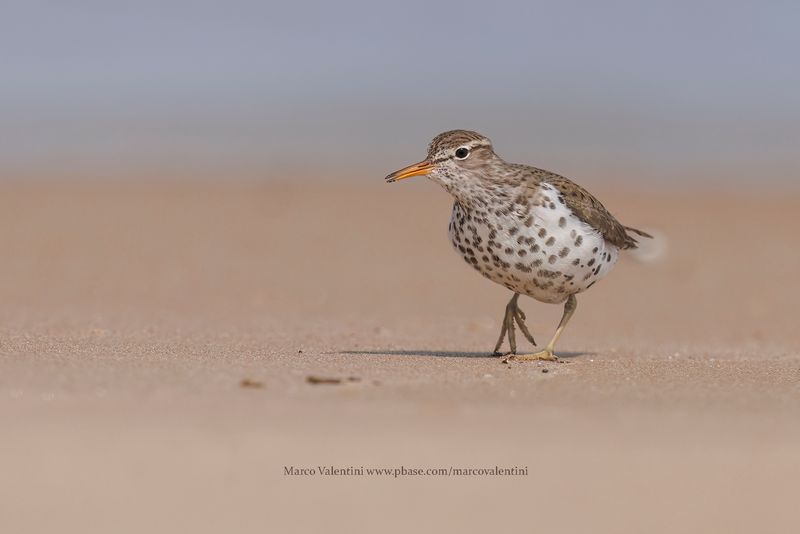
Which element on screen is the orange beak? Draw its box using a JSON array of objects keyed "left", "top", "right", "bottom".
[{"left": 385, "top": 160, "right": 434, "bottom": 183}]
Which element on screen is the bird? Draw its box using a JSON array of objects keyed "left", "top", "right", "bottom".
[{"left": 385, "top": 130, "right": 651, "bottom": 362}]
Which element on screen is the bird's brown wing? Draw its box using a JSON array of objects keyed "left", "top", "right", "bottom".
[{"left": 537, "top": 172, "right": 650, "bottom": 250}]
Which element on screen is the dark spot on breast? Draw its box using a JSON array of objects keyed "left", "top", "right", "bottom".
[
  {"left": 574, "top": 235, "right": 583, "bottom": 247},
  {"left": 509, "top": 227, "right": 518, "bottom": 236},
  {"left": 504, "top": 247, "right": 513, "bottom": 255},
  {"left": 546, "top": 237, "right": 556, "bottom": 247},
  {"left": 531, "top": 244, "right": 540, "bottom": 252},
  {"left": 524, "top": 216, "right": 533, "bottom": 227},
  {"left": 548, "top": 255, "right": 557, "bottom": 264},
  {"left": 559, "top": 247, "right": 570, "bottom": 258},
  {"left": 587, "top": 258, "right": 595, "bottom": 267},
  {"left": 538, "top": 228, "right": 547, "bottom": 238},
  {"left": 558, "top": 217, "right": 566, "bottom": 228},
  {"left": 532, "top": 259, "right": 543, "bottom": 267},
  {"left": 592, "top": 247, "right": 599, "bottom": 253},
  {"left": 515, "top": 262, "right": 532, "bottom": 273},
  {"left": 572, "top": 258, "right": 580, "bottom": 266},
  {"left": 517, "top": 249, "right": 527, "bottom": 257},
  {"left": 537, "top": 269, "right": 560, "bottom": 279}
]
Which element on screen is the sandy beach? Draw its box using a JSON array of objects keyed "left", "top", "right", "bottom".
[{"left": 2, "top": 180, "right": 799, "bottom": 533}]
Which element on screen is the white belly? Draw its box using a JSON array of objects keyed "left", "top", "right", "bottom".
[{"left": 448, "top": 183, "right": 619, "bottom": 304}]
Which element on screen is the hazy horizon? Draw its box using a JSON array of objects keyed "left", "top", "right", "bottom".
[{"left": 2, "top": 1, "right": 799, "bottom": 184}]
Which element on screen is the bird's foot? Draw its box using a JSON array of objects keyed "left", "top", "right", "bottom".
[
  {"left": 493, "top": 294, "right": 537, "bottom": 356},
  {"left": 502, "top": 349, "right": 559, "bottom": 364}
]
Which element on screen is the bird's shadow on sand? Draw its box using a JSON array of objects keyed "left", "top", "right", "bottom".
[{"left": 340, "top": 350, "right": 592, "bottom": 360}]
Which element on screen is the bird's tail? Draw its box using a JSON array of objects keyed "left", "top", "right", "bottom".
[
  {"left": 625, "top": 226, "right": 666, "bottom": 264},
  {"left": 619, "top": 225, "right": 653, "bottom": 250},
  {"left": 624, "top": 226, "right": 653, "bottom": 240}
]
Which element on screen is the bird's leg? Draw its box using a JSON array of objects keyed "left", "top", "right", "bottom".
[
  {"left": 493, "top": 293, "right": 536, "bottom": 356},
  {"left": 503, "top": 294, "right": 577, "bottom": 363},
  {"left": 493, "top": 294, "right": 517, "bottom": 355},
  {"left": 512, "top": 306, "right": 537, "bottom": 347},
  {"left": 492, "top": 316, "right": 508, "bottom": 355}
]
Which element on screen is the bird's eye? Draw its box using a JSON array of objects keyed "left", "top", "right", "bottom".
[{"left": 454, "top": 147, "right": 470, "bottom": 160}]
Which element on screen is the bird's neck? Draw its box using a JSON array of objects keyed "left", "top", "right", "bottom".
[{"left": 442, "top": 169, "right": 521, "bottom": 211}]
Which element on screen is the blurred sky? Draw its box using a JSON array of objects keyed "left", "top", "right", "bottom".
[{"left": 2, "top": 0, "right": 799, "bottom": 183}]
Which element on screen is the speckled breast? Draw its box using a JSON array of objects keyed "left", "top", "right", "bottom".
[{"left": 447, "top": 183, "right": 619, "bottom": 304}]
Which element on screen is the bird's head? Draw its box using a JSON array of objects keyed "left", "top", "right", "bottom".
[{"left": 385, "top": 130, "right": 499, "bottom": 192}]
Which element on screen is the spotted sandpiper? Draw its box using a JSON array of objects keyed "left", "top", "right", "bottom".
[{"left": 385, "top": 130, "right": 651, "bottom": 362}]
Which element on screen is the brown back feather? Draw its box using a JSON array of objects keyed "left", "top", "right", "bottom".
[{"left": 526, "top": 171, "right": 649, "bottom": 250}]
